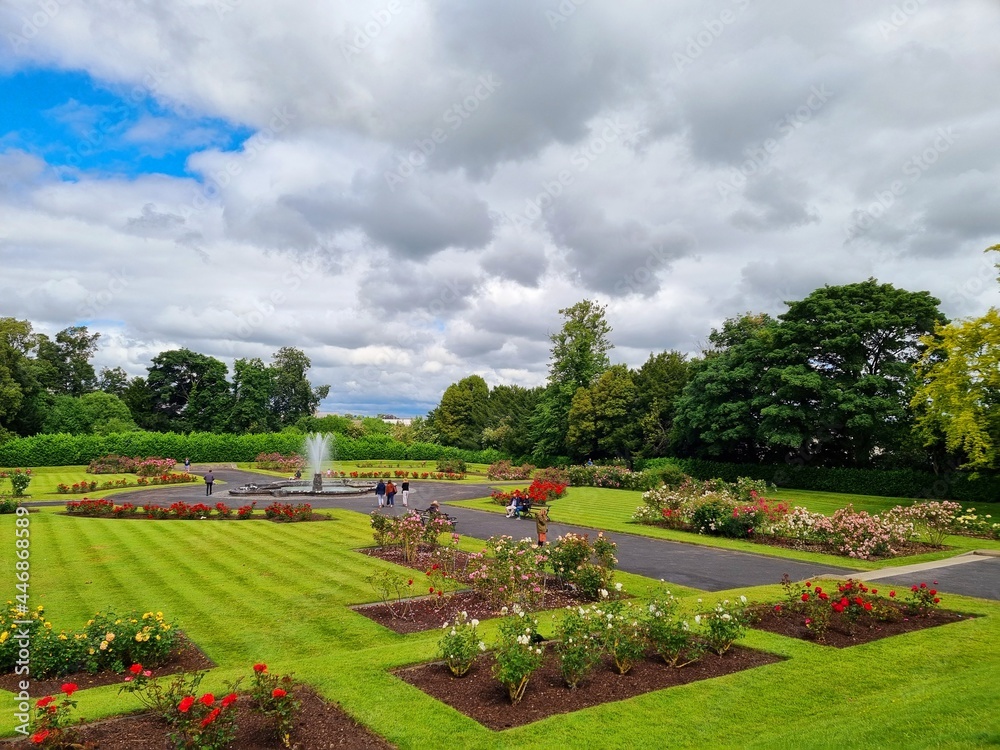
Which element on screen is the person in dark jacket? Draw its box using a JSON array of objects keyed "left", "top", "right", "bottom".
[
  {"left": 204, "top": 470, "right": 215, "bottom": 496},
  {"left": 375, "top": 479, "right": 386, "bottom": 508}
]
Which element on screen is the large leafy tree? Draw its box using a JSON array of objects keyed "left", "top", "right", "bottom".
[
  {"left": 912, "top": 306, "right": 1000, "bottom": 471},
  {"left": 269, "top": 347, "right": 330, "bottom": 427},
  {"left": 633, "top": 350, "right": 691, "bottom": 457},
  {"left": 567, "top": 365, "right": 640, "bottom": 462},
  {"left": 98, "top": 366, "right": 130, "bottom": 397},
  {"left": 229, "top": 358, "right": 275, "bottom": 433},
  {"left": 34, "top": 326, "right": 101, "bottom": 396},
  {"left": 43, "top": 392, "right": 136, "bottom": 434},
  {"left": 431, "top": 375, "right": 490, "bottom": 449},
  {"left": 146, "top": 349, "right": 232, "bottom": 432},
  {"left": 530, "top": 300, "right": 613, "bottom": 458},
  {"left": 672, "top": 313, "right": 777, "bottom": 462},
  {"left": 761, "top": 280, "right": 946, "bottom": 466},
  {"left": 0, "top": 318, "right": 37, "bottom": 437},
  {"left": 481, "top": 384, "right": 542, "bottom": 456}
]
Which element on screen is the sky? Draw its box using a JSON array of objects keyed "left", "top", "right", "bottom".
[{"left": 1, "top": 0, "right": 998, "bottom": 418}]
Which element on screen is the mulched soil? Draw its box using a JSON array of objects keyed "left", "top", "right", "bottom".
[
  {"left": 749, "top": 604, "right": 977, "bottom": 647},
  {"left": 396, "top": 647, "right": 782, "bottom": 730},
  {"left": 355, "top": 546, "right": 599, "bottom": 634},
  {"left": 0, "top": 686, "right": 393, "bottom": 749},
  {"left": 0, "top": 635, "right": 213, "bottom": 696}
]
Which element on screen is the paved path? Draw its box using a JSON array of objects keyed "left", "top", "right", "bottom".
[{"left": 27, "top": 470, "right": 999, "bottom": 600}]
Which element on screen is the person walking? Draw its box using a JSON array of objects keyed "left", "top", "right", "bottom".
[
  {"left": 401, "top": 479, "right": 409, "bottom": 507},
  {"left": 204, "top": 469, "right": 215, "bottom": 496},
  {"left": 535, "top": 507, "right": 548, "bottom": 547},
  {"left": 386, "top": 480, "right": 396, "bottom": 507},
  {"left": 184, "top": 457, "right": 191, "bottom": 472},
  {"left": 375, "top": 479, "right": 386, "bottom": 508}
]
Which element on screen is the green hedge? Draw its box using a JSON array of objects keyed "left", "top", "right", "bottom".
[
  {"left": 673, "top": 458, "right": 1000, "bottom": 504},
  {"left": 0, "top": 431, "right": 503, "bottom": 467}
]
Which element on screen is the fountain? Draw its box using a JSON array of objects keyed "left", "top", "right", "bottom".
[{"left": 227, "top": 432, "right": 377, "bottom": 498}]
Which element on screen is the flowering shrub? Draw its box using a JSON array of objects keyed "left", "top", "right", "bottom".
[
  {"left": 263, "top": 502, "right": 314, "bottom": 522},
  {"left": 249, "top": 663, "right": 301, "bottom": 748},
  {"left": 526, "top": 478, "right": 567, "bottom": 503},
  {"left": 487, "top": 460, "right": 535, "bottom": 480},
  {"left": 888, "top": 501, "right": 962, "bottom": 546},
  {"left": 773, "top": 507, "right": 834, "bottom": 543},
  {"left": 467, "top": 536, "right": 548, "bottom": 611},
  {"left": 698, "top": 597, "right": 751, "bottom": 655},
  {"left": 82, "top": 610, "right": 178, "bottom": 674},
  {"left": 906, "top": 581, "right": 942, "bottom": 616},
  {"left": 171, "top": 689, "right": 239, "bottom": 750},
  {"left": 3, "top": 468, "right": 32, "bottom": 497},
  {"left": 555, "top": 605, "right": 606, "bottom": 688},
  {"left": 567, "top": 464, "right": 645, "bottom": 489},
  {"left": 254, "top": 452, "right": 306, "bottom": 473},
  {"left": 236, "top": 503, "right": 256, "bottom": 519},
  {"left": 65, "top": 497, "right": 116, "bottom": 515},
  {"left": 29, "top": 682, "right": 80, "bottom": 748},
  {"left": 951, "top": 507, "right": 1000, "bottom": 539},
  {"left": 119, "top": 665, "right": 207, "bottom": 724},
  {"left": 779, "top": 577, "right": 833, "bottom": 639},
  {"left": 548, "top": 532, "right": 619, "bottom": 600},
  {"left": 365, "top": 570, "right": 416, "bottom": 620},
  {"left": 601, "top": 599, "right": 647, "bottom": 675},
  {"left": 389, "top": 512, "right": 426, "bottom": 563},
  {"left": 438, "top": 611, "right": 484, "bottom": 677},
  {"left": 643, "top": 589, "right": 702, "bottom": 668},
  {"left": 491, "top": 606, "right": 544, "bottom": 704},
  {"left": 534, "top": 466, "right": 571, "bottom": 486},
  {"left": 828, "top": 505, "right": 914, "bottom": 559}
]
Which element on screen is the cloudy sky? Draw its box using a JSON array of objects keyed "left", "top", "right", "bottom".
[{"left": 2, "top": 0, "right": 998, "bottom": 417}]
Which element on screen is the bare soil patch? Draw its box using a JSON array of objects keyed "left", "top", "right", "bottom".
[
  {"left": 749, "top": 604, "right": 977, "bottom": 647},
  {"left": 0, "top": 686, "right": 393, "bottom": 749},
  {"left": 396, "top": 647, "right": 782, "bottom": 730}
]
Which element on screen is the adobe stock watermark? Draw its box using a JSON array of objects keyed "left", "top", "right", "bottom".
[
  {"left": 716, "top": 84, "right": 833, "bottom": 199},
  {"left": 673, "top": 0, "right": 752, "bottom": 72},
  {"left": 492, "top": 116, "right": 647, "bottom": 232},
  {"left": 6, "top": 0, "right": 72, "bottom": 51},
  {"left": 175, "top": 104, "right": 296, "bottom": 219},
  {"left": 230, "top": 253, "right": 322, "bottom": 342},
  {"left": 77, "top": 267, "right": 130, "bottom": 320},
  {"left": 11, "top": 506, "right": 32, "bottom": 737},
  {"left": 844, "top": 127, "right": 958, "bottom": 241},
  {"left": 340, "top": 0, "right": 413, "bottom": 61},
  {"left": 383, "top": 74, "right": 502, "bottom": 191},
  {"left": 546, "top": 0, "right": 587, "bottom": 29},
  {"left": 878, "top": 0, "right": 928, "bottom": 39}
]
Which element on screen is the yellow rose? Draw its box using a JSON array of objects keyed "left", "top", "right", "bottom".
[
  {"left": 100, "top": 641, "right": 108, "bottom": 650},
  {"left": 0, "top": 631, "right": 8, "bottom": 644},
  {"left": 105, "top": 632, "right": 115, "bottom": 641}
]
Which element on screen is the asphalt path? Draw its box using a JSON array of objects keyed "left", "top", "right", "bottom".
[{"left": 25, "top": 468, "right": 998, "bottom": 599}]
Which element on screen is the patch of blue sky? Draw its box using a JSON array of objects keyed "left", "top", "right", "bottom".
[{"left": 0, "top": 68, "right": 253, "bottom": 178}]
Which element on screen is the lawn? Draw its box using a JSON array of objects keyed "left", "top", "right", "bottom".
[
  {"left": 1, "top": 503, "right": 998, "bottom": 748},
  {"left": 448, "top": 488, "right": 1000, "bottom": 571},
  {"left": 0, "top": 465, "right": 202, "bottom": 502}
]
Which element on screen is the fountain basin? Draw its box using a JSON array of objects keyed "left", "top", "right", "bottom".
[{"left": 228, "top": 478, "right": 376, "bottom": 497}]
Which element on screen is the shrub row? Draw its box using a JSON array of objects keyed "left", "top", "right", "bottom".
[
  {"left": 0, "top": 431, "right": 503, "bottom": 467},
  {"left": 672, "top": 458, "right": 1000, "bottom": 504}
]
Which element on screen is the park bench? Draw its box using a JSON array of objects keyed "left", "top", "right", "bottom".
[{"left": 416, "top": 507, "right": 458, "bottom": 528}]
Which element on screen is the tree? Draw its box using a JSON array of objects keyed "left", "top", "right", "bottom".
[
  {"left": 98, "top": 366, "right": 130, "bottom": 397},
  {"left": 229, "top": 358, "right": 275, "bottom": 433},
  {"left": 43, "top": 392, "right": 136, "bottom": 434},
  {"left": 0, "top": 318, "right": 37, "bottom": 437},
  {"left": 432, "top": 375, "right": 490, "bottom": 449},
  {"left": 530, "top": 300, "right": 614, "bottom": 459},
  {"left": 145, "top": 349, "right": 232, "bottom": 432},
  {"left": 672, "top": 314, "right": 777, "bottom": 462},
  {"left": 761, "top": 279, "right": 946, "bottom": 466},
  {"left": 912, "top": 309, "right": 1000, "bottom": 470},
  {"left": 633, "top": 350, "right": 691, "bottom": 457},
  {"left": 269, "top": 347, "right": 329, "bottom": 427},
  {"left": 34, "top": 326, "right": 100, "bottom": 396}
]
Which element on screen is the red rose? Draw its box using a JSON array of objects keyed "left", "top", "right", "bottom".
[
  {"left": 61, "top": 683, "right": 78, "bottom": 697},
  {"left": 31, "top": 730, "right": 50, "bottom": 745},
  {"left": 929, "top": 589, "right": 937, "bottom": 596},
  {"left": 774, "top": 604, "right": 782, "bottom": 612},
  {"left": 222, "top": 693, "right": 238, "bottom": 707},
  {"left": 805, "top": 581, "right": 811, "bottom": 588},
  {"left": 871, "top": 589, "right": 877, "bottom": 595},
  {"left": 36, "top": 696, "right": 54, "bottom": 708},
  {"left": 429, "top": 586, "right": 434, "bottom": 593},
  {"left": 178, "top": 696, "right": 195, "bottom": 713},
  {"left": 889, "top": 591, "right": 896, "bottom": 598},
  {"left": 863, "top": 602, "right": 872, "bottom": 611},
  {"left": 933, "top": 597, "right": 940, "bottom": 604},
  {"left": 200, "top": 693, "right": 214, "bottom": 706},
  {"left": 253, "top": 663, "right": 267, "bottom": 673},
  {"left": 272, "top": 688, "right": 287, "bottom": 698},
  {"left": 920, "top": 583, "right": 927, "bottom": 589},
  {"left": 129, "top": 663, "right": 143, "bottom": 675},
  {"left": 201, "top": 708, "right": 221, "bottom": 727},
  {"left": 408, "top": 579, "right": 414, "bottom": 586},
  {"left": 801, "top": 593, "right": 810, "bottom": 602}
]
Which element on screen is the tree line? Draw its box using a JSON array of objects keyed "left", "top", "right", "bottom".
[
  {"left": 0, "top": 321, "right": 333, "bottom": 440},
  {"left": 429, "top": 248, "right": 1000, "bottom": 474}
]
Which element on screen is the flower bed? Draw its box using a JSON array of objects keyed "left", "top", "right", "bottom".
[
  {"left": 57, "top": 473, "right": 197, "bottom": 494},
  {"left": 631, "top": 480, "right": 975, "bottom": 560},
  {"left": 87, "top": 455, "right": 177, "bottom": 476},
  {"left": 63, "top": 499, "right": 327, "bottom": 522}
]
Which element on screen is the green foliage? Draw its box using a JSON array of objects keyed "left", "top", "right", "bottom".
[
  {"left": 912, "top": 308, "right": 1000, "bottom": 470},
  {"left": 431, "top": 375, "right": 490, "bottom": 449},
  {"left": 698, "top": 596, "right": 751, "bottom": 655},
  {"left": 643, "top": 589, "right": 703, "bottom": 668},
  {"left": 438, "top": 611, "right": 484, "bottom": 677},
  {"left": 436, "top": 455, "right": 467, "bottom": 473},
  {"left": 491, "top": 608, "right": 545, "bottom": 704},
  {"left": 555, "top": 605, "right": 606, "bottom": 689},
  {"left": 675, "top": 457, "right": 1000, "bottom": 503}
]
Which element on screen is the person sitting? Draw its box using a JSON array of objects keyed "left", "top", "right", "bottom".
[
  {"left": 505, "top": 495, "right": 519, "bottom": 518},
  {"left": 427, "top": 499, "right": 441, "bottom": 516},
  {"left": 514, "top": 494, "right": 531, "bottom": 519}
]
